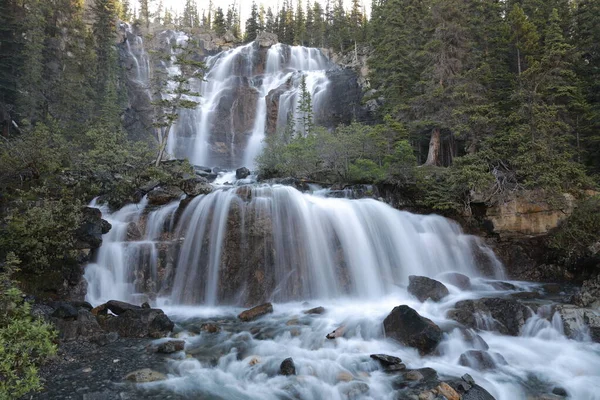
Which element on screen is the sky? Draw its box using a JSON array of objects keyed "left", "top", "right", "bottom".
[{"left": 135, "top": 1, "right": 369, "bottom": 24}]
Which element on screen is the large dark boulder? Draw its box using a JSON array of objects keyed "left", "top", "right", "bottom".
[
  {"left": 235, "top": 167, "right": 251, "bottom": 180},
  {"left": 147, "top": 186, "right": 184, "bottom": 206},
  {"left": 74, "top": 207, "right": 111, "bottom": 249},
  {"left": 52, "top": 309, "right": 105, "bottom": 341},
  {"left": 105, "top": 300, "right": 143, "bottom": 315},
  {"left": 279, "top": 357, "right": 296, "bottom": 376},
  {"left": 383, "top": 305, "right": 443, "bottom": 355},
  {"left": 238, "top": 303, "right": 273, "bottom": 321},
  {"left": 180, "top": 176, "right": 212, "bottom": 197},
  {"left": 98, "top": 308, "right": 174, "bottom": 338},
  {"left": 447, "top": 298, "right": 532, "bottom": 336},
  {"left": 408, "top": 275, "right": 450, "bottom": 302}
]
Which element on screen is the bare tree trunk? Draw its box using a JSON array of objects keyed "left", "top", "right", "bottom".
[
  {"left": 155, "top": 124, "right": 172, "bottom": 167},
  {"left": 424, "top": 127, "right": 441, "bottom": 167}
]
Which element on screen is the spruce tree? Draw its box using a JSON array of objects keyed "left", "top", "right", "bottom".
[
  {"left": 296, "top": 75, "right": 314, "bottom": 136},
  {"left": 244, "top": 2, "right": 260, "bottom": 42},
  {"left": 213, "top": 7, "right": 226, "bottom": 36}
]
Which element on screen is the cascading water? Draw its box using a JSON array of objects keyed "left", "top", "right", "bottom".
[
  {"left": 82, "top": 34, "right": 600, "bottom": 400},
  {"left": 166, "top": 40, "right": 332, "bottom": 168}
]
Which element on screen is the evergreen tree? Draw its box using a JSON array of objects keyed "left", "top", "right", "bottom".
[
  {"left": 265, "top": 7, "right": 275, "bottom": 33},
  {"left": 305, "top": 2, "right": 315, "bottom": 46},
  {"left": 140, "top": 0, "right": 153, "bottom": 29},
  {"left": 312, "top": 2, "right": 325, "bottom": 47},
  {"left": 213, "top": 7, "right": 226, "bottom": 36},
  {"left": 296, "top": 74, "right": 314, "bottom": 136},
  {"left": 295, "top": 1, "right": 306, "bottom": 45},
  {"left": 244, "top": 1, "right": 260, "bottom": 42},
  {"left": 507, "top": 4, "right": 540, "bottom": 76},
  {"left": 164, "top": 7, "right": 173, "bottom": 25}
]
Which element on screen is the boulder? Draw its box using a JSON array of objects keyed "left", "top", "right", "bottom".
[
  {"left": 408, "top": 275, "right": 450, "bottom": 302},
  {"left": 370, "top": 354, "right": 406, "bottom": 373},
  {"left": 552, "top": 387, "right": 568, "bottom": 397},
  {"left": 303, "top": 306, "right": 325, "bottom": 315},
  {"left": 238, "top": 303, "right": 273, "bottom": 321},
  {"left": 279, "top": 357, "right": 296, "bottom": 376},
  {"left": 124, "top": 368, "right": 167, "bottom": 383},
  {"left": 256, "top": 32, "right": 278, "bottom": 47},
  {"left": 74, "top": 207, "right": 111, "bottom": 249},
  {"left": 439, "top": 272, "right": 471, "bottom": 290},
  {"left": 180, "top": 176, "right": 212, "bottom": 197},
  {"left": 556, "top": 304, "right": 600, "bottom": 342},
  {"left": 235, "top": 167, "right": 251, "bottom": 180},
  {"left": 147, "top": 186, "right": 184, "bottom": 206},
  {"left": 99, "top": 308, "right": 174, "bottom": 338},
  {"left": 383, "top": 305, "right": 443, "bottom": 355},
  {"left": 105, "top": 300, "right": 142, "bottom": 316},
  {"left": 576, "top": 275, "right": 600, "bottom": 309},
  {"left": 458, "top": 350, "right": 507, "bottom": 370},
  {"left": 199, "top": 323, "right": 221, "bottom": 333},
  {"left": 447, "top": 298, "right": 532, "bottom": 336},
  {"left": 156, "top": 340, "right": 185, "bottom": 354},
  {"left": 52, "top": 309, "right": 105, "bottom": 341},
  {"left": 462, "top": 384, "right": 496, "bottom": 400},
  {"left": 51, "top": 302, "right": 80, "bottom": 320}
]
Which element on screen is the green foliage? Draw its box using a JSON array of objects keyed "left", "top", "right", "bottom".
[
  {"left": 0, "top": 190, "right": 82, "bottom": 273},
  {"left": 548, "top": 196, "right": 600, "bottom": 265},
  {"left": 0, "top": 254, "right": 57, "bottom": 399}
]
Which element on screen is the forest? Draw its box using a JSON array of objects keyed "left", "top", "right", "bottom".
[{"left": 1, "top": 0, "right": 600, "bottom": 398}]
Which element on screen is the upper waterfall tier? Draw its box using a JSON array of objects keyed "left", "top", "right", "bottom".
[
  {"left": 85, "top": 185, "right": 504, "bottom": 306},
  {"left": 158, "top": 34, "right": 362, "bottom": 168}
]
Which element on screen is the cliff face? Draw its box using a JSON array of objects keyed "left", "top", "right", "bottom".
[{"left": 118, "top": 30, "right": 370, "bottom": 168}]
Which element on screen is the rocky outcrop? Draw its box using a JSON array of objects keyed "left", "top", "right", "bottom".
[
  {"left": 74, "top": 207, "right": 111, "bottom": 249},
  {"left": 238, "top": 302, "right": 273, "bottom": 321},
  {"left": 556, "top": 304, "right": 600, "bottom": 342},
  {"left": 180, "top": 176, "right": 212, "bottom": 197},
  {"left": 447, "top": 298, "right": 532, "bottom": 336},
  {"left": 147, "top": 186, "right": 184, "bottom": 206},
  {"left": 383, "top": 305, "right": 443, "bottom": 355},
  {"left": 574, "top": 275, "right": 600, "bottom": 309},
  {"left": 408, "top": 275, "right": 449, "bottom": 302}
]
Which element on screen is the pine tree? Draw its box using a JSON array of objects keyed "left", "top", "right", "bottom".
[
  {"left": 508, "top": 4, "right": 540, "bottom": 76},
  {"left": 164, "top": 7, "right": 173, "bottom": 25},
  {"left": 312, "top": 2, "right": 325, "bottom": 47},
  {"left": 244, "top": 1, "right": 260, "bottom": 42},
  {"left": 140, "top": 0, "right": 153, "bottom": 30},
  {"left": 305, "top": 2, "right": 314, "bottom": 46},
  {"left": 213, "top": 7, "right": 226, "bottom": 36},
  {"left": 265, "top": 7, "right": 275, "bottom": 33},
  {"left": 259, "top": 4, "right": 266, "bottom": 31},
  {"left": 295, "top": 2, "right": 306, "bottom": 45},
  {"left": 296, "top": 74, "right": 314, "bottom": 136}
]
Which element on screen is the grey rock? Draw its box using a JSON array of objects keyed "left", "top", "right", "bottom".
[
  {"left": 383, "top": 305, "right": 443, "bottom": 355},
  {"left": 279, "top": 357, "right": 296, "bottom": 376},
  {"left": 408, "top": 275, "right": 450, "bottom": 302}
]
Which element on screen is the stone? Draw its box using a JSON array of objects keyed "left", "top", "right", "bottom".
[
  {"left": 51, "top": 302, "right": 79, "bottom": 320},
  {"left": 458, "top": 350, "right": 507, "bottom": 370},
  {"left": 436, "top": 382, "right": 460, "bottom": 400},
  {"left": 99, "top": 308, "right": 174, "bottom": 338},
  {"left": 235, "top": 167, "right": 251, "bottom": 180},
  {"left": 279, "top": 357, "right": 296, "bottom": 376},
  {"left": 249, "top": 356, "right": 261, "bottom": 366},
  {"left": 510, "top": 291, "right": 539, "bottom": 300},
  {"left": 53, "top": 309, "right": 104, "bottom": 341},
  {"left": 577, "top": 275, "right": 600, "bottom": 309},
  {"left": 462, "top": 384, "right": 496, "bottom": 400},
  {"left": 552, "top": 387, "right": 568, "bottom": 397},
  {"left": 370, "top": 354, "right": 402, "bottom": 366},
  {"left": 447, "top": 298, "right": 532, "bottom": 336},
  {"left": 438, "top": 272, "right": 471, "bottom": 290},
  {"left": 238, "top": 303, "right": 273, "bottom": 321},
  {"left": 337, "top": 372, "right": 354, "bottom": 382},
  {"left": 303, "top": 306, "right": 325, "bottom": 315},
  {"left": 256, "top": 32, "right": 278, "bottom": 47},
  {"left": 326, "top": 325, "right": 345, "bottom": 339},
  {"left": 556, "top": 304, "right": 600, "bottom": 342},
  {"left": 180, "top": 176, "right": 212, "bottom": 197},
  {"left": 542, "top": 283, "right": 561, "bottom": 295},
  {"left": 105, "top": 300, "right": 142, "bottom": 316},
  {"left": 74, "top": 207, "right": 111, "bottom": 249},
  {"left": 408, "top": 275, "right": 450, "bottom": 302},
  {"left": 383, "top": 305, "right": 443, "bottom": 355},
  {"left": 157, "top": 340, "right": 185, "bottom": 354},
  {"left": 488, "top": 281, "right": 517, "bottom": 291},
  {"left": 147, "top": 186, "right": 184, "bottom": 206},
  {"left": 199, "top": 323, "right": 221, "bottom": 333},
  {"left": 91, "top": 304, "right": 108, "bottom": 316},
  {"left": 124, "top": 368, "right": 167, "bottom": 383}
]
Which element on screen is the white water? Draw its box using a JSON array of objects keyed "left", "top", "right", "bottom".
[{"left": 166, "top": 40, "right": 332, "bottom": 168}]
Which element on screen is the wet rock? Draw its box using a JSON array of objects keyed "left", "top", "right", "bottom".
[
  {"left": 279, "top": 357, "right": 296, "bottom": 376},
  {"left": 147, "top": 186, "right": 183, "bottom": 206},
  {"left": 383, "top": 305, "right": 443, "bottom": 355},
  {"left": 343, "top": 382, "right": 370, "bottom": 399},
  {"left": 437, "top": 382, "right": 461, "bottom": 400},
  {"left": 408, "top": 275, "right": 449, "bottom": 302},
  {"left": 552, "top": 387, "right": 568, "bottom": 396},
  {"left": 249, "top": 356, "right": 261, "bottom": 366},
  {"left": 99, "top": 308, "right": 174, "bottom": 338},
  {"left": 488, "top": 281, "right": 517, "bottom": 291},
  {"left": 235, "top": 167, "right": 251, "bottom": 180},
  {"left": 124, "top": 368, "right": 167, "bottom": 383},
  {"left": 556, "top": 304, "right": 600, "bottom": 342},
  {"left": 370, "top": 354, "right": 406, "bottom": 373},
  {"left": 199, "top": 323, "right": 221, "bottom": 333},
  {"left": 542, "top": 283, "right": 561, "bottom": 295},
  {"left": 458, "top": 350, "right": 507, "bottom": 370},
  {"left": 439, "top": 272, "right": 471, "bottom": 290},
  {"left": 326, "top": 325, "right": 345, "bottom": 339},
  {"left": 447, "top": 298, "right": 532, "bottom": 336},
  {"left": 462, "top": 384, "right": 496, "bottom": 400},
  {"left": 156, "top": 340, "right": 185, "bottom": 354},
  {"left": 180, "top": 176, "right": 212, "bottom": 197},
  {"left": 303, "top": 306, "right": 325, "bottom": 315},
  {"left": 459, "top": 328, "right": 489, "bottom": 350},
  {"left": 510, "top": 291, "right": 539, "bottom": 300},
  {"left": 337, "top": 372, "right": 354, "bottom": 382},
  {"left": 238, "top": 302, "right": 273, "bottom": 321},
  {"left": 74, "top": 207, "right": 111, "bottom": 249},
  {"left": 105, "top": 300, "right": 142, "bottom": 316},
  {"left": 53, "top": 309, "right": 105, "bottom": 341},
  {"left": 126, "top": 222, "right": 142, "bottom": 241},
  {"left": 576, "top": 275, "right": 600, "bottom": 309}
]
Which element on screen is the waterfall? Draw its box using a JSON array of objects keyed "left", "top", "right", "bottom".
[
  {"left": 86, "top": 186, "right": 503, "bottom": 306},
  {"left": 166, "top": 40, "right": 332, "bottom": 168}
]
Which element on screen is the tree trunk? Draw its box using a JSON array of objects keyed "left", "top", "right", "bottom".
[
  {"left": 424, "top": 127, "right": 441, "bottom": 167},
  {"left": 155, "top": 124, "right": 172, "bottom": 167}
]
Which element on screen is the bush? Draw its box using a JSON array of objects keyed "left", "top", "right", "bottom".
[{"left": 0, "top": 253, "right": 57, "bottom": 399}]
